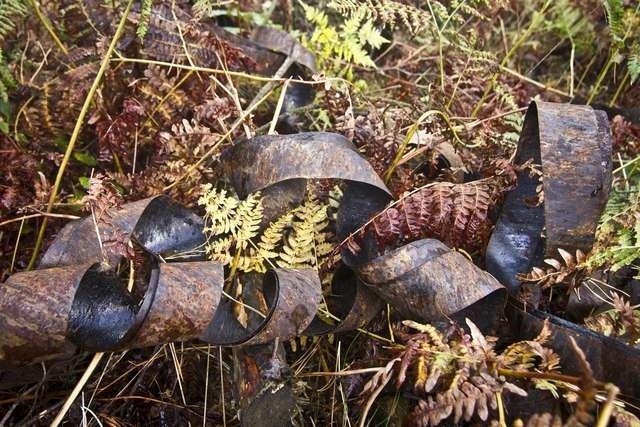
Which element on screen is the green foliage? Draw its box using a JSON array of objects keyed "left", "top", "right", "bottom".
[
  {"left": 299, "top": 0, "right": 388, "bottom": 81},
  {"left": 136, "top": 0, "right": 153, "bottom": 39},
  {"left": 329, "top": 0, "right": 493, "bottom": 40},
  {"left": 546, "top": 0, "right": 595, "bottom": 55},
  {"left": 603, "top": 0, "right": 625, "bottom": 46},
  {"left": 199, "top": 185, "right": 332, "bottom": 273},
  {"left": 0, "top": 51, "right": 14, "bottom": 103},
  {"left": 588, "top": 160, "right": 640, "bottom": 276},
  {"left": 0, "top": 0, "right": 28, "bottom": 41},
  {"left": 603, "top": 0, "right": 640, "bottom": 83},
  {"left": 629, "top": 45, "right": 640, "bottom": 83},
  {"left": 0, "top": 49, "right": 16, "bottom": 134}
]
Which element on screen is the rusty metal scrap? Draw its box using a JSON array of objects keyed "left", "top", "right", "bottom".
[
  {"left": 357, "top": 239, "right": 506, "bottom": 329},
  {"left": 39, "top": 195, "right": 206, "bottom": 268},
  {"left": 486, "top": 100, "right": 612, "bottom": 292},
  {"left": 508, "top": 302, "right": 640, "bottom": 399},
  {"left": 1, "top": 102, "right": 632, "bottom": 400}
]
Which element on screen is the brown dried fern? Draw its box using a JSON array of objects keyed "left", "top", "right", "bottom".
[{"left": 343, "top": 167, "right": 516, "bottom": 255}]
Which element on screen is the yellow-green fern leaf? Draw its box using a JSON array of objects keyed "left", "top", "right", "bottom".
[{"left": 235, "top": 192, "right": 263, "bottom": 249}]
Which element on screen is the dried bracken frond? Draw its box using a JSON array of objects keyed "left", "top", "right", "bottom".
[
  {"left": 344, "top": 169, "right": 516, "bottom": 255},
  {"left": 81, "top": 173, "right": 124, "bottom": 221},
  {"left": 23, "top": 62, "right": 100, "bottom": 144},
  {"left": 585, "top": 293, "right": 640, "bottom": 346},
  {"left": 517, "top": 249, "right": 588, "bottom": 290},
  {"left": 564, "top": 338, "right": 596, "bottom": 427},
  {"left": 0, "top": 135, "right": 40, "bottom": 217},
  {"left": 138, "top": 3, "right": 257, "bottom": 70},
  {"left": 385, "top": 318, "right": 555, "bottom": 426},
  {"left": 94, "top": 98, "right": 145, "bottom": 166}
]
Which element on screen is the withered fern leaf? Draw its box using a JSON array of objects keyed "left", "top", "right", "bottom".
[{"left": 345, "top": 170, "right": 516, "bottom": 254}]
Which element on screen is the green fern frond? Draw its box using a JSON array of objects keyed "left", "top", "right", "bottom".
[
  {"left": 629, "top": 44, "right": 640, "bottom": 83},
  {"left": 588, "top": 167, "right": 640, "bottom": 276},
  {"left": 0, "top": 0, "right": 28, "bottom": 41},
  {"left": 603, "top": 0, "right": 625, "bottom": 47},
  {"left": 300, "top": 0, "right": 388, "bottom": 80},
  {"left": 136, "top": 0, "right": 153, "bottom": 40}
]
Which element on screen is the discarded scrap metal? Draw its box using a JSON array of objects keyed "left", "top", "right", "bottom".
[
  {"left": 2, "top": 101, "right": 637, "bottom": 401},
  {"left": 357, "top": 239, "right": 506, "bottom": 330},
  {"left": 486, "top": 100, "right": 612, "bottom": 292}
]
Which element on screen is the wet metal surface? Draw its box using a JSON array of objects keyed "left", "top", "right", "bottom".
[
  {"left": 0, "top": 264, "right": 89, "bottom": 364},
  {"left": 508, "top": 302, "right": 640, "bottom": 400},
  {"left": 358, "top": 239, "right": 506, "bottom": 328},
  {"left": 0, "top": 104, "right": 625, "bottom": 403},
  {"left": 486, "top": 101, "right": 612, "bottom": 291},
  {"left": 40, "top": 196, "right": 205, "bottom": 269}
]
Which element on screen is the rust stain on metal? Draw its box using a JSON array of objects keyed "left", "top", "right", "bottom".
[
  {"left": 40, "top": 196, "right": 205, "bottom": 269},
  {"left": 358, "top": 239, "right": 505, "bottom": 325},
  {"left": 132, "top": 262, "right": 223, "bottom": 348},
  {"left": 0, "top": 264, "right": 90, "bottom": 364},
  {"left": 0, "top": 104, "right": 616, "bottom": 373},
  {"left": 486, "top": 101, "right": 612, "bottom": 291}
]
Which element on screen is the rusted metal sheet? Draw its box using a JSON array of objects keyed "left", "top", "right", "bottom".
[
  {"left": 507, "top": 302, "right": 640, "bottom": 400},
  {"left": 486, "top": 101, "right": 612, "bottom": 291},
  {"left": 304, "top": 266, "right": 384, "bottom": 335},
  {"left": 358, "top": 239, "right": 506, "bottom": 329},
  {"left": 0, "top": 105, "right": 619, "bottom": 384},
  {"left": 131, "top": 262, "right": 223, "bottom": 348},
  {"left": 222, "top": 132, "right": 390, "bottom": 198},
  {"left": 223, "top": 132, "right": 393, "bottom": 236},
  {"left": 0, "top": 264, "right": 89, "bottom": 364},
  {"left": 40, "top": 196, "right": 205, "bottom": 268},
  {"left": 250, "top": 26, "right": 316, "bottom": 72}
]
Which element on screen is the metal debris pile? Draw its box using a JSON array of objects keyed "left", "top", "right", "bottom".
[{"left": 2, "top": 100, "right": 639, "bottom": 419}]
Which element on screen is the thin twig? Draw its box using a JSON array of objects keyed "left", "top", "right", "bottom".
[
  {"left": 0, "top": 212, "right": 81, "bottom": 228},
  {"left": 50, "top": 353, "right": 106, "bottom": 427}
]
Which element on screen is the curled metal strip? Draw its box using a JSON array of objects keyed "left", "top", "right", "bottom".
[
  {"left": 0, "top": 190, "right": 377, "bottom": 364},
  {"left": 223, "top": 131, "right": 390, "bottom": 332},
  {"left": 222, "top": 132, "right": 390, "bottom": 197},
  {"left": 486, "top": 101, "right": 612, "bottom": 291},
  {"left": 507, "top": 303, "right": 640, "bottom": 399},
  {"left": 0, "top": 264, "right": 90, "bottom": 363},
  {"left": 250, "top": 26, "right": 316, "bottom": 73},
  {"left": 132, "top": 262, "right": 222, "bottom": 348},
  {"left": 40, "top": 195, "right": 205, "bottom": 268},
  {"left": 223, "top": 131, "right": 393, "bottom": 243},
  {"left": 358, "top": 239, "right": 506, "bottom": 329}
]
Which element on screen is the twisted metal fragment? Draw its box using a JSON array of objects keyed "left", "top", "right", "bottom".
[
  {"left": 486, "top": 100, "right": 612, "bottom": 291},
  {"left": 508, "top": 303, "right": 640, "bottom": 399},
  {"left": 0, "top": 133, "right": 390, "bottom": 365},
  {"left": 358, "top": 240, "right": 506, "bottom": 329}
]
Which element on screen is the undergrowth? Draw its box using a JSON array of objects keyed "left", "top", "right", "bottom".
[{"left": 0, "top": 0, "right": 639, "bottom": 425}]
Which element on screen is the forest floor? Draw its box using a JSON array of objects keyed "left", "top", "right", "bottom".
[{"left": 0, "top": 0, "right": 639, "bottom": 425}]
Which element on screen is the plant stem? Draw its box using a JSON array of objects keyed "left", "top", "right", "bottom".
[
  {"left": 497, "top": 368, "right": 604, "bottom": 387},
  {"left": 595, "top": 384, "right": 619, "bottom": 427},
  {"left": 26, "top": 0, "right": 135, "bottom": 269},
  {"left": 29, "top": 0, "right": 68, "bottom": 55},
  {"left": 586, "top": 52, "right": 615, "bottom": 105},
  {"left": 471, "top": 0, "right": 552, "bottom": 117},
  {"left": 609, "top": 69, "right": 630, "bottom": 107}
]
